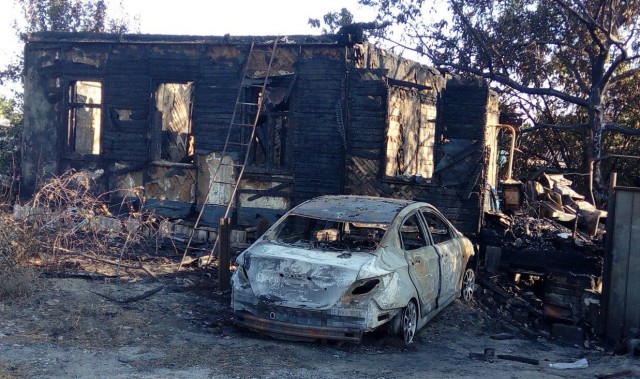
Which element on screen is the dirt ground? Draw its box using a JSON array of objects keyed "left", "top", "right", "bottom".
[{"left": 1, "top": 264, "right": 638, "bottom": 379}]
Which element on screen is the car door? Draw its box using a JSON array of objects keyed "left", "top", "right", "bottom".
[
  {"left": 400, "top": 212, "right": 441, "bottom": 317},
  {"left": 420, "top": 209, "right": 463, "bottom": 303}
]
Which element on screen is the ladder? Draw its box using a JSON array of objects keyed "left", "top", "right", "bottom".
[{"left": 178, "top": 38, "right": 279, "bottom": 270}]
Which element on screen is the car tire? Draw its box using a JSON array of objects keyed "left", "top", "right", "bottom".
[
  {"left": 390, "top": 300, "right": 418, "bottom": 344},
  {"left": 461, "top": 267, "right": 476, "bottom": 302}
]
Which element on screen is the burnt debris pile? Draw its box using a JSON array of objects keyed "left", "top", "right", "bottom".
[{"left": 478, "top": 173, "right": 605, "bottom": 346}]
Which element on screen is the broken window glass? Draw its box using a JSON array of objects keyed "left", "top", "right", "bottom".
[
  {"left": 385, "top": 86, "right": 436, "bottom": 178},
  {"left": 67, "top": 81, "right": 102, "bottom": 155},
  {"left": 154, "top": 82, "right": 194, "bottom": 163}
]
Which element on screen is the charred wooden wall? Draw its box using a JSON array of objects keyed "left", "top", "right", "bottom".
[
  {"left": 420, "top": 77, "right": 498, "bottom": 236},
  {"left": 288, "top": 50, "right": 346, "bottom": 205},
  {"left": 22, "top": 33, "right": 499, "bottom": 234},
  {"left": 344, "top": 45, "right": 496, "bottom": 237},
  {"left": 344, "top": 44, "right": 445, "bottom": 201},
  {"left": 21, "top": 33, "right": 349, "bottom": 224}
]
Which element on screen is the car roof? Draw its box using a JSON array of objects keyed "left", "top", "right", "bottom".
[{"left": 290, "top": 195, "right": 419, "bottom": 224}]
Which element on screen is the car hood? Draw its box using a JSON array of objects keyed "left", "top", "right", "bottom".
[{"left": 241, "top": 242, "right": 378, "bottom": 309}]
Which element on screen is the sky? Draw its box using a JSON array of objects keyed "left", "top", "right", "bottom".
[{"left": 0, "top": 0, "right": 379, "bottom": 96}]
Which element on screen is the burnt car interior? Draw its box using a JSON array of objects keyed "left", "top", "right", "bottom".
[
  {"left": 399, "top": 214, "right": 427, "bottom": 250},
  {"left": 421, "top": 212, "right": 451, "bottom": 244},
  {"left": 268, "top": 215, "right": 387, "bottom": 251}
]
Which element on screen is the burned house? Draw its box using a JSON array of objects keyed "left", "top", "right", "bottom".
[
  {"left": 21, "top": 31, "right": 500, "bottom": 235},
  {"left": 21, "top": 31, "right": 634, "bottom": 343}
]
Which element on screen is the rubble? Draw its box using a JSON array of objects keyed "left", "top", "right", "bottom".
[{"left": 478, "top": 172, "right": 606, "bottom": 346}]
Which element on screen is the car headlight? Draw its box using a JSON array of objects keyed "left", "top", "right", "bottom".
[{"left": 234, "top": 253, "right": 250, "bottom": 283}]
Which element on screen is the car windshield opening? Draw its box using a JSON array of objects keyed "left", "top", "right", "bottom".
[{"left": 269, "top": 215, "right": 387, "bottom": 252}]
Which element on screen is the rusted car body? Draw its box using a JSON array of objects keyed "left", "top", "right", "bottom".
[{"left": 231, "top": 195, "right": 475, "bottom": 343}]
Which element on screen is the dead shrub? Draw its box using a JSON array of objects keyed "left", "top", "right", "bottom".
[
  {"left": 0, "top": 267, "right": 39, "bottom": 301},
  {"left": 0, "top": 209, "right": 41, "bottom": 269},
  {"left": 13, "top": 170, "right": 166, "bottom": 275}
]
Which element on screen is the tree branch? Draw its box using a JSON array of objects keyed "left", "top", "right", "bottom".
[
  {"left": 521, "top": 122, "right": 589, "bottom": 134},
  {"left": 450, "top": 0, "right": 494, "bottom": 75},
  {"left": 557, "top": 52, "right": 589, "bottom": 92},
  {"left": 601, "top": 48, "right": 627, "bottom": 91},
  {"left": 608, "top": 67, "right": 640, "bottom": 86},
  {"left": 553, "top": 0, "right": 607, "bottom": 51},
  {"left": 605, "top": 123, "right": 640, "bottom": 136},
  {"left": 432, "top": 59, "right": 591, "bottom": 107}
]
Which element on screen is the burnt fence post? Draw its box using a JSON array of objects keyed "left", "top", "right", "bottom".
[{"left": 218, "top": 217, "right": 231, "bottom": 291}]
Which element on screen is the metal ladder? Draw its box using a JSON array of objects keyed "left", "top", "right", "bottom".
[{"left": 178, "top": 38, "right": 279, "bottom": 270}]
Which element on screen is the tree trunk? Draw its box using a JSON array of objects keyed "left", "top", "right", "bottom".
[{"left": 588, "top": 101, "right": 605, "bottom": 200}]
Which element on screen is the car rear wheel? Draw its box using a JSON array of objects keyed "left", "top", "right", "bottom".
[
  {"left": 390, "top": 300, "right": 418, "bottom": 344},
  {"left": 462, "top": 268, "right": 476, "bottom": 302}
]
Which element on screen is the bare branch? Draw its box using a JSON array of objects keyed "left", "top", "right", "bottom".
[
  {"left": 521, "top": 122, "right": 589, "bottom": 134},
  {"left": 607, "top": 66, "right": 640, "bottom": 87},
  {"left": 605, "top": 123, "right": 640, "bottom": 136},
  {"left": 601, "top": 48, "right": 628, "bottom": 91},
  {"left": 514, "top": 39, "right": 580, "bottom": 50},
  {"left": 450, "top": 0, "right": 494, "bottom": 75},
  {"left": 432, "top": 59, "right": 591, "bottom": 107},
  {"left": 90, "top": 285, "right": 164, "bottom": 304},
  {"left": 553, "top": 0, "right": 607, "bottom": 51},
  {"left": 520, "top": 122, "right": 640, "bottom": 137}
]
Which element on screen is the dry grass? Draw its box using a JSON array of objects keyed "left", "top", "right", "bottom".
[
  {"left": 46, "top": 300, "right": 149, "bottom": 345},
  {"left": 0, "top": 267, "right": 39, "bottom": 302},
  {"left": 0, "top": 210, "right": 41, "bottom": 269},
  {"left": 0, "top": 169, "right": 171, "bottom": 300},
  {"left": 6, "top": 170, "right": 168, "bottom": 274}
]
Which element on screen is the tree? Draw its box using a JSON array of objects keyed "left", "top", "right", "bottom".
[
  {"left": 308, "top": 8, "right": 355, "bottom": 34},
  {"left": 15, "top": 0, "right": 130, "bottom": 34},
  {"left": 1, "top": 0, "right": 134, "bottom": 90},
  {"left": 0, "top": 95, "right": 23, "bottom": 181},
  {"left": 360, "top": 0, "right": 640, "bottom": 192}
]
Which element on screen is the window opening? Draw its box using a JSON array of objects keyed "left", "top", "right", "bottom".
[
  {"left": 244, "top": 76, "right": 292, "bottom": 169},
  {"left": 155, "top": 82, "right": 194, "bottom": 163},
  {"left": 68, "top": 81, "right": 102, "bottom": 155},
  {"left": 385, "top": 86, "right": 436, "bottom": 178}
]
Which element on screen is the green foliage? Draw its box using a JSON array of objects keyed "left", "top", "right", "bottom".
[
  {"left": 308, "top": 8, "right": 355, "bottom": 34},
  {"left": 0, "top": 0, "right": 134, "bottom": 89},
  {"left": 0, "top": 96, "right": 23, "bottom": 175},
  {"left": 16, "top": 0, "right": 130, "bottom": 34}
]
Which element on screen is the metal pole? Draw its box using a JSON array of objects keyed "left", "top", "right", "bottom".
[{"left": 496, "top": 124, "right": 517, "bottom": 181}]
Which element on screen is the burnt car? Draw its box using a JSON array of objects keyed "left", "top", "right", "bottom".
[{"left": 231, "top": 195, "right": 476, "bottom": 343}]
